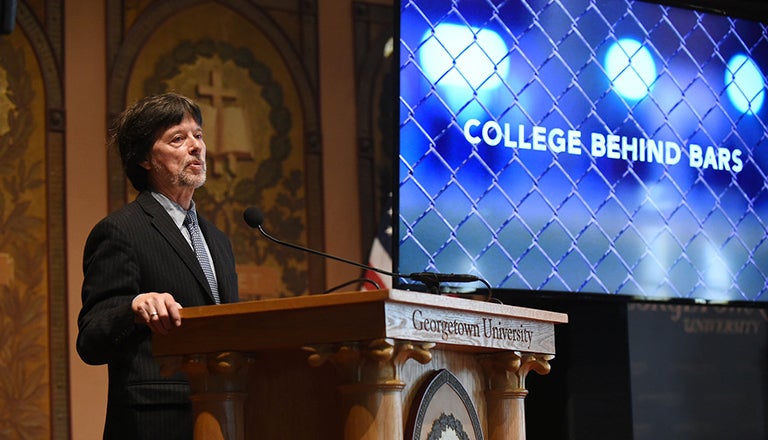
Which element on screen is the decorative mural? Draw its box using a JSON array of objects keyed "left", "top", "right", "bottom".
[
  {"left": 0, "top": 1, "right": 67, "bottom": 439},
  {"left": 107, "top": 0, "right": 322, "bottom": 298}
]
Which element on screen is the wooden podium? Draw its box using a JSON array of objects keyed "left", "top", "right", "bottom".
[{"left": 153, "top": 289, "right": 567, "bottom": 439}]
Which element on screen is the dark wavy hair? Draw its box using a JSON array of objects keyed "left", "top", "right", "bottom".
[{"left": 110, "top": 92, "right": 203, "bottom": 191}]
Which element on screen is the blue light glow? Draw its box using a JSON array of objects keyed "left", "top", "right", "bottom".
[
  {"left": 725, "top": 54, "right": 765, "bottom": 115},
  {"left": 419, "top": 24, "right": 509, "bottom": 91},
  {"left": 604, "top": 38, "right": 656, "bottom": 100}
]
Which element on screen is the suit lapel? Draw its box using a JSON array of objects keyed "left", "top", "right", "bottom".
[{"left": 136, "top": 192, "right": 216, "bottom": 304}]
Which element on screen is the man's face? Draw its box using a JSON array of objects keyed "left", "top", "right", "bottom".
[{"left": 141, "top": 114, "right": 207, "bottom": 194}]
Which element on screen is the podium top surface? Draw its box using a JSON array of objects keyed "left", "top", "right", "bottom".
[
  {"left": 154, "top": 289, "right": 567, "bottom": 356},
  {"left": 182, "top": 289, "right": 568, "bottom": 323}
]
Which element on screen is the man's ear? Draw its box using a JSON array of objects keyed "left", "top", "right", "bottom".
[{"left": 139, "top": 157, "right": 151, "bottom": 170}]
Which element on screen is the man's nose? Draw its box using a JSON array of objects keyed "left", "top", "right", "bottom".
[{"left": 189, "top": 136, "right": 203, "bottom": 153}]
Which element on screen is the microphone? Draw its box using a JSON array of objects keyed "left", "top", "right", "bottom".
[
  {"left": 243, "top": 206, "right": 397, "bottom": 280},
  {"left": 242, "top": 207, "right": 492, "bottom": 298}
]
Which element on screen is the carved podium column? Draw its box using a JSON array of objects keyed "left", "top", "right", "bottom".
[
  {"left": 159, "top": 352, "right": 254, "bottom": 440},
  {"left": 305, "top": 339, "right": 435, "bottom": 440},
  {"left": 481, "top": 352, "right": 553, "bottom": 440}
]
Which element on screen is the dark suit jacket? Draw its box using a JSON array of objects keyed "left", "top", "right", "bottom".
[{"left": 77, "top": 191, "right": 238, "bottom": 440}]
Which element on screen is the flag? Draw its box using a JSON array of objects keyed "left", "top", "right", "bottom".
[{"left": 362, "top": 194, "right": 393, "bottom": 290}]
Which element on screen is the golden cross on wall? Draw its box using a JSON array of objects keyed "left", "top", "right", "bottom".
[{"left": 197, "top": 71, "right": 238, "bottom": 154}]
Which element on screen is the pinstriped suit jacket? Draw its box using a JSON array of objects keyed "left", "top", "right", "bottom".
[{"left": 77, "top": 191, "right": 238, "bottom": 439}]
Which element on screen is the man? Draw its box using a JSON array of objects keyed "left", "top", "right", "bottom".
[{"left": 77, "top": 92, "right": 239, "bottom": 439}]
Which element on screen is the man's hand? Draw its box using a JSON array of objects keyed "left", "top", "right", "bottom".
[{"left": 132, "top": 292, "right": 183, "bottom": 335}]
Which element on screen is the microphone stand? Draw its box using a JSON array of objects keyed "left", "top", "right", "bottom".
[
  {"left": 251, "top": 217, "right": 493, "bottom": 301},
  {"left": 255, "top": 224, "right": 396, "bottom": 280}
]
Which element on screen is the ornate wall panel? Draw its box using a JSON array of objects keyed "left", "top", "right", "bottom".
[
  {"left": 0, "top": 1, "right": 67, "bottom": 438},
  {"left": 353, "top": 2, "right": 394, "bottom": 256},
  {"left": 106, "top": 0, "right": 322, "bottom": 298}
]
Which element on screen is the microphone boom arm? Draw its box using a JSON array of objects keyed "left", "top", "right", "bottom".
[
  {"left": 257, "top": 225, "right": 398, "bottom": 279},
  {"left": 245, "top": 207, "right": 492, "bottom": 299}
]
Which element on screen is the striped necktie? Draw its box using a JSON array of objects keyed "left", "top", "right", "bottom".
[{"left": 183, "top": 209, "right": 221, "bottom": 304}]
